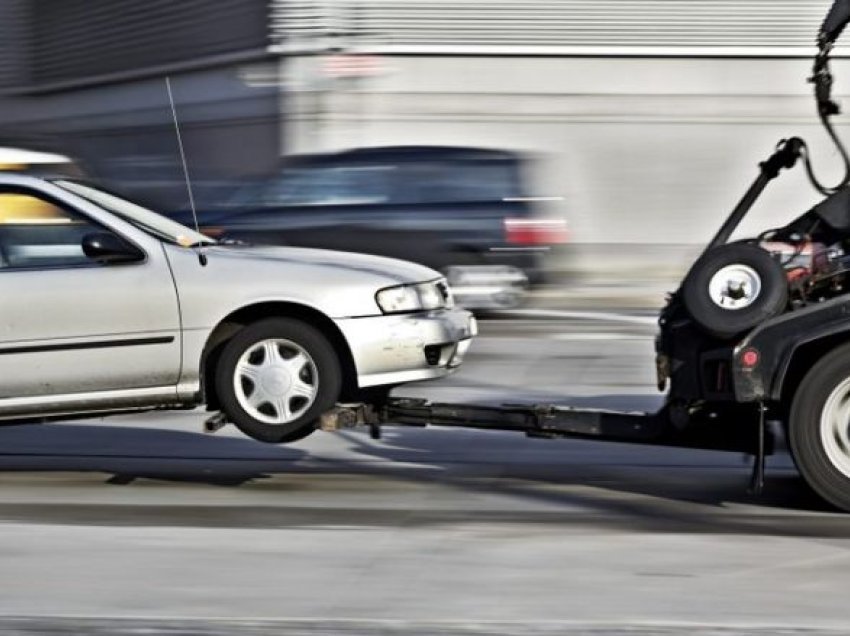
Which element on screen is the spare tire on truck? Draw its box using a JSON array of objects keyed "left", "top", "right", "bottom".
[{"left": 682, "top": 243, "right": 787, "bottom": 339}]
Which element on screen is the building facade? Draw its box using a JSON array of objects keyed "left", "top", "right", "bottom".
[
  {"left": 0, "top": 0, "right": 845, "bottom": 264},
  {"left": 271, "top": 0, "right": 850, "bottom": 274},
  {"left": 0, "top": 0, "right": 279, "bottom": 209}
]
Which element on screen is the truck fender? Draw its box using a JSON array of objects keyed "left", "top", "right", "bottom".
[{"left": 731, "top": 297, "right": 850, "bottom": 403}]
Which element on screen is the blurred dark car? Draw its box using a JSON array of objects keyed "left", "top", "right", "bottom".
[{"left": 175, "top": 146, "right": 568, "bottom": 308}]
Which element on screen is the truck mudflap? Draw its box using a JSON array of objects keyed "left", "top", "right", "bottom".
[{"left": 318, "top": 398, "right": 772, "bottom": 456}]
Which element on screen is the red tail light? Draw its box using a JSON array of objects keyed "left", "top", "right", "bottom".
[
  {"left": 740, "top": 348, "right": 760, "bottom": 368},
  {"left": 504, "top": 218, "right": 569, "bottom": 245}
]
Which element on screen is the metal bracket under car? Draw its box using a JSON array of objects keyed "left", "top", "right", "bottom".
[
  {"left": 204, "top": 403, "right": 385, "bottom": 439},
  {"left": 321, "top": 397, "right": 773, "bottom": 457},
  {"left": 320, "top": 403, "right": 383, "bottom": 440},
  {"left": 204, "top": 396, "right": 772, "bottom": 457}
]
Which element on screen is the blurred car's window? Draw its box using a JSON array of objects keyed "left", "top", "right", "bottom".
[
  {"left": 221, "top": 154, "right": 522, "bottom": 209},
  {"left": 0, "top": 190, "right": 101, "bottom": 269},
  {"left": 228, "top": 165, "right": 396, "bottom": 207},
  {"left": 0, "top": 193, "right": 68, "bottom": 224},
  {"left": 229, "top": 165, "right": 394, "bottom": 208},
  {"left": 393, "top": 160, "right": 521, "bottom": 204}
]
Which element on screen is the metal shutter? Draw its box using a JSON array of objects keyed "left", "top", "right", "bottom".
[
  {"left": 270, "top": 0, "right": 840, "bottom": 56},
  {"left": 30, "top": 0, "right": 270, "bottom": 87},
  {"left": 0, "top": 0, "right": 31, "bottom": 89}
]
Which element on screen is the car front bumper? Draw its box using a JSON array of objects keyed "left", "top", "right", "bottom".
[{"left": 335, "top": 307, "right": 477, "bottom": 388}]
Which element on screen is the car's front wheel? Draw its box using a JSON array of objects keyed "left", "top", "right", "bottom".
[{"left": 215, "top": 318, "right": 342, "bottom": 443}]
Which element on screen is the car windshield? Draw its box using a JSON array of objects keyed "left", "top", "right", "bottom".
[{"left": 52, "top": 179, "right": 215, "bottom": 246}]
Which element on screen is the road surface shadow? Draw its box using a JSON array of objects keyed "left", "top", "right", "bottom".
[
  {"left": 322, "top": 424, "right": 848, "bottom": 535},
  {"left": 0, "top": 402, "right": 846, "bottom": 535},
  {"left": 0, "top": 421, "right": 305, "bottom": 486}
]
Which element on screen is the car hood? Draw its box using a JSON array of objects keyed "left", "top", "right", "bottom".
[
  {"left": 204, "top": 244, "right": 439, "bottom": 285},
  {"left": 165, "top": 243, "right": 443, "bottom": 322}
]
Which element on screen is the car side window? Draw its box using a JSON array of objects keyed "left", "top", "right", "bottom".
[
  {"left": 257, "top": 165, "right": 392, "bottom": 207},
  {"left": 394, "top": 160, "right": 522, "bottom": 204},
  {"left": 0, "top": 189, "right": 107, "bottom": 270}
]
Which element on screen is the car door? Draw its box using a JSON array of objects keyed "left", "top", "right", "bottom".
[{"left": 0, "top": 186, "right": 181, "bottom": 402}]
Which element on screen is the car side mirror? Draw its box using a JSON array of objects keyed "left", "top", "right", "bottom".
[{"left": 82, "top": 232, "right": 144, "bottom": 264}]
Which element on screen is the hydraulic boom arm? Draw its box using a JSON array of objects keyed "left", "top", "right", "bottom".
[{"left": 821, "top": 0, "right": 850, "bottom": 46}]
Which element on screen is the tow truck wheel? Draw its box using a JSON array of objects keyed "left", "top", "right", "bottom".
[
  {"left": 682, "top": 243, "right": 787, "bottom": 339},
  {"left": 789, "top": 342, "right": 850, "bottom": 512},
  {"left": 215, "top": 318, "right": 342, "bottom": 444}
]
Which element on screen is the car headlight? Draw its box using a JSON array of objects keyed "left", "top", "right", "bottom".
[{"left": 376, "top": 279, "right": 453, "bottom": 314}]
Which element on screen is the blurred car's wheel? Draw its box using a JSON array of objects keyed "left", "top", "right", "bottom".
[
  {"left": 682, "top": 243, "right": 787, "bottom": 339},
  {"left": 444, "top": 265, "right": 529, "bottom": 310},
  {"left": 215, "top": 318, "right": 341, "bottom": 443}
]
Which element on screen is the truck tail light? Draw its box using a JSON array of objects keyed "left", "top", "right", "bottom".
[
  {"left": 740, "top": 348, "right": 760, "bottom": 368},
  {"left": 504, "top": 218, "right": 569, "bottom": 245}
]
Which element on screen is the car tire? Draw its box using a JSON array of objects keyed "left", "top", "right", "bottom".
[
  {"left": 789, "top": 343, "right": 850, "bottom": 512},
  {"left": 215, "top": 318, "right": 342, "bottom": 444},
  {"left": 681, "top": 243, "right": 787, "bottom": 339}
]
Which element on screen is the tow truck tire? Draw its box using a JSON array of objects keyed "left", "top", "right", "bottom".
[
  {"left": 215, "top": 318, "right": 342, "bottom": 444},
  {"left": 789, "top": 342, "right": 850, "bottom": 512},
  {"left": 682, "top": 244, "right": 787, "bottom": 339}
]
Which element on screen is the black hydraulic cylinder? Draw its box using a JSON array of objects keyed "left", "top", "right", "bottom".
[
  {"left": 821, "top": 0, "right": 850, "bottom": 46},
  {"left": 703, "top": 137, "right": 804, "bottom": 254}
]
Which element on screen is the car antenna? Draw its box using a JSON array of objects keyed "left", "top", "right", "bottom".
[{"left": 165, "top": 75, "right": 207, "bottom": 266}]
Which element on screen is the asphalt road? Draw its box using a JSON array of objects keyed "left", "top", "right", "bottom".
[{"left": 1, "top": 312, "right": 850, "bottom": 635}]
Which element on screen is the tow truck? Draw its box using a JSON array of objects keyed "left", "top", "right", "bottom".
[{"left": 286, "top": 0, "right": 850, "bottom": 513}]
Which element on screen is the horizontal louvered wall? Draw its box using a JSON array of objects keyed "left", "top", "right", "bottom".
[
  {"left": 30, "top": 0, "right": 270, "bottom": 86},
  {"left": 0, "top": 0, "right": 30, "bottom": 89},
  {"left": 270, "top": 0, "right": 843, "bottom": 55}
]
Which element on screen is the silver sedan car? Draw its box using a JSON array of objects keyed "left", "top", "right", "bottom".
[{"left": 0, "top": 175, "right": 476, "bottom": 443}]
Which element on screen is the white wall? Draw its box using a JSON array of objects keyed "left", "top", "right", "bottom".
[{"left": 282, "top": 54, "right": 850, "bottom": 265}]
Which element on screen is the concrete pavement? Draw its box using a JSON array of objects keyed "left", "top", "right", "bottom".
[{"left": 0, "top": 315, "right": 848, "bottom": 634}]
